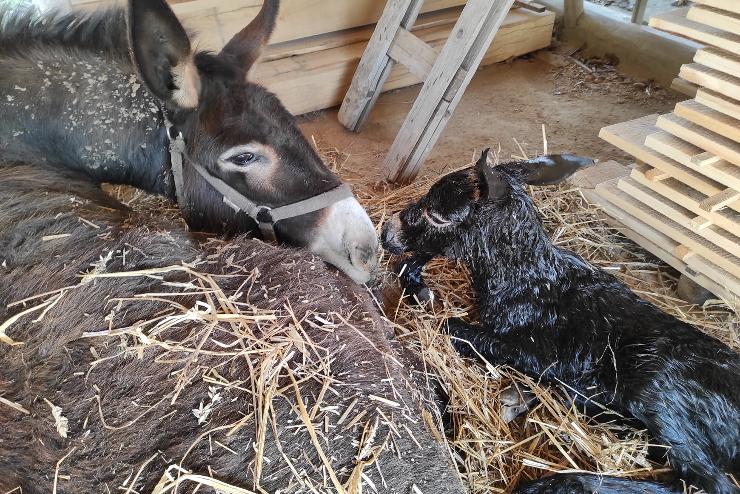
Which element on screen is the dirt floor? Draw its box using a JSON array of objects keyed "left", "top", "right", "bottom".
[{"left": 298, "top": 49, "right": 681, "bottom": 186}]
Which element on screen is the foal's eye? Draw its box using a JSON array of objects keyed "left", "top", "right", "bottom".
[{"left": 229, "top": 153, "right": 256, "bottom": 167}]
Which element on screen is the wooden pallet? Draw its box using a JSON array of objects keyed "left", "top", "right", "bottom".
[{"left": 597, "top": 4, "right": 740, "bottom": 302}]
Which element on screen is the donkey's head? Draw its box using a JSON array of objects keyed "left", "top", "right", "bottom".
[
  {"left": 382, "top": 150, "right": 595, "bottom": 260},
  {"left": 127, "top": 0, "right": 378, "bottom": 283}
]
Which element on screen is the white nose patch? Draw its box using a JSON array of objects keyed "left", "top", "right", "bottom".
[{"left": 310, "top": 197, "right": 379, "bottom": 284}]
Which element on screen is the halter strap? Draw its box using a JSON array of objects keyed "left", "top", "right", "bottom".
[{"left": 165, "top": 124, "right": 353, "bottom": 242}]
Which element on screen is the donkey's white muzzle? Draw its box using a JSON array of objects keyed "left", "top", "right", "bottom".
[{"left": 311, "top": 197, "right": 379, "bottom": 284}]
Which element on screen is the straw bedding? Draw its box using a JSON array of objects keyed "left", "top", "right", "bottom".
[{"left": 52, "top": 150, "right": 740, "bottom": 492}]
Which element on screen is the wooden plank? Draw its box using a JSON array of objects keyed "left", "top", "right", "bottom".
[
  {"left": 596, "top": 182, "right": 740, "bottom": 279},
  {"left": 598, "top": 116, "right": 740, "bottom": 210},
  {"left": 687, "top": 5, "right": 740, "bottom": 36},
  {"left": 674, "top": 100, "right": 740, "bottom": 143},
  {"left": 694, "top": 47, "right": 740, "bottom": 78},
  {"left": 262, "top": 7, "right": 467, "bottom": 62},
  {"left": 388, "top": 29, "right": 438, "bottom": 82},
  {"left": 694, "top": 0, "right": 740, "bottom": 16},
  {"left": 513, "top": 1, "right": 547, "bottom": 13},
  {"left": 671, "top": 77, "right": 698, "bottom": 97},
  {"left": 645, "top": 130, "right": 740, "bottom": 191},
  {"left": 649, "top": 8, "right": 740, "bottom": 55},
  {"left": 657, "top": 112, "right": 740, "bottom": 167},
  {"left": 680, "top": 63, "right": 740, "bottom": 101},
  {"left": 255, "top": 10, "right": 553, "bottom": 116},
  {"left": 619, "top": 176, "right": 740, "bottom": 256},
  {"left": 593, "top": 182, "right": 739, "bottom": 302},
  {"left": 696, "top": 88, "right": 740, "bottom": 120},
  {"left": 183, "top": 0, "right": 467, "bottom": 49},
  {"left": 383, "top": 0, "right": 517, "bottom": 183}
]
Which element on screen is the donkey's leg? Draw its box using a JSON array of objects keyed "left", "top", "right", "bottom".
[{"left": 397, "top": 253, "right": 433, "bottom": 304}]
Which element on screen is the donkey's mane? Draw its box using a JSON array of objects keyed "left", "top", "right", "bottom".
[{"left": 0, "top": 6, "right": 128, "bottom": 58}]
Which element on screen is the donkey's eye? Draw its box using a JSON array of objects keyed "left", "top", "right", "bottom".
[{"left": 230, "top": 153, "right": 256, "bottom": 167}]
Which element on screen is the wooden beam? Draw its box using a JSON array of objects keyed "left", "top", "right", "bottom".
[{"left": 384, "top": 0, "right": 517, "bottom": 183}]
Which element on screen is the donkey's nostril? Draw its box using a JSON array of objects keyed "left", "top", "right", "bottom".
[{"left": 349, "top": 243, "right": 379, "bottom": 273}]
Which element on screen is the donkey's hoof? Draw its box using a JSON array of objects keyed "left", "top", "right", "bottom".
[
  {"left": 413, "top": 287, "right": 434, "bottom": 304},
  {"left": 500, "top": 386, "right": 536, "bottom": 423}
]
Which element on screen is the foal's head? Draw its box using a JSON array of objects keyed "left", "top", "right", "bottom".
[
  {"left": 382, "top": 150, "right": 595, "bottom": 260},
  {"left": 128, "top": 0, "right": 377, "bottom": 283}
]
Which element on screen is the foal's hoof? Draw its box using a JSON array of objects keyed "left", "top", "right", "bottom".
[{"left": 500, "top": 386, "right": 536, "bottom": 423}]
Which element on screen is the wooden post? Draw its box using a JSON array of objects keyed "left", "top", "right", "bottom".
[
  {"left": 384, "top": 0, "right": 515, "bottom": 183},
  {"left": 564, "top": 0, "right": 584, "bottom": 27},
  {"left": 338, "top": 0, "right": 427, "bottom": 132}
]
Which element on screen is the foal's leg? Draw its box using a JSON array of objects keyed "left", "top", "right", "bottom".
[
  {"left": 443, "top": 318, "right": 544, "bottom": 377},
  {"left": 397, "top": 254, "right": 433, "bottom": 304}
]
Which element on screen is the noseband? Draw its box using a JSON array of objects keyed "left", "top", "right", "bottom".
[{"left": 165, "top": 124, "right": 353, "bottom": 242}]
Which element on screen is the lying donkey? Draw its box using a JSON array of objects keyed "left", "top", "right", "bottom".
[
  {"left": 382, "top": 151, "right": 740, "bottom": 494},
  {"left": 0, "top": 0, "right": 377, "bottom": 283}
]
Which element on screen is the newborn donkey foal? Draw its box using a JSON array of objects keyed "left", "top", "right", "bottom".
[{"left": 382, "top": 150, "right": 740, "bottom": 494}]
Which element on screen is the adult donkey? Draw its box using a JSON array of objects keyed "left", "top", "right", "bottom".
[{"left": 0, "top": 0, "right": 378, "bottom": 283}]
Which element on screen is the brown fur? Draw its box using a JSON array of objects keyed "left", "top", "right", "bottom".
[{"left": 0, "top": 164, "right": 465, "bottom": 493}]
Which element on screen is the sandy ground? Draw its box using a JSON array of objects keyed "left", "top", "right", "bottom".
[{"left": 298, "top": 50, "right": 680, "bottom": 186}]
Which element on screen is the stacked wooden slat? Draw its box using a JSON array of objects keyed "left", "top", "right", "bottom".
[
  {"left": 592, "top": 2, "right": 740, "bottom": 304},
  {"left": 51, "top": 0, "right": 554, "bottom": 115}
]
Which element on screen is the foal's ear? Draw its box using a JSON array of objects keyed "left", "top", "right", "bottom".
[
  {"left": 128, "top": 0, "right": 200, "bottom": 109},
  {"left": 509, "top": 155, "right": 596, "bottom": 186},
  {"left": 219, "top": 0, "right": 280, "bottom": 80},
  {"left": 475, "top": 148, "right": 508, "bottom": 201}
]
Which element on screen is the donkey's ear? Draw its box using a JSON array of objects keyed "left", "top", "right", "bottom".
[
  {"left": 128, "top": 0, "right": 200, "bottom": 109},
  {"left": 475, "top": 148, "right": 508, "bottom": 201},
  {"left": 510, "top": 155, "right": 595, "bottom": 186},
  {"left": 219, "top": 0, "right": 279, "bottom": 80}
]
